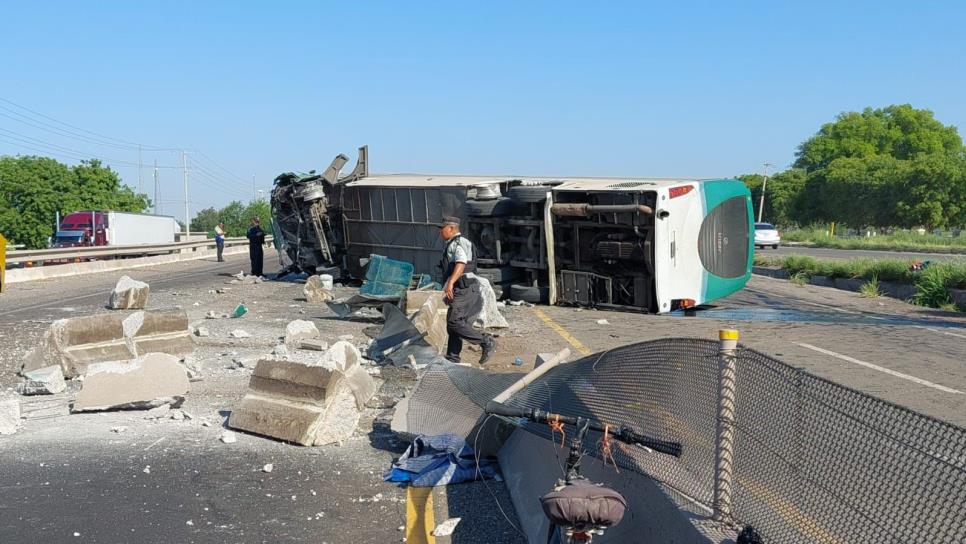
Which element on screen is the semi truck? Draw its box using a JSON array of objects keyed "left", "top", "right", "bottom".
[
  {"left": 271, "top": 146, "right": 754, "bottom": 313},
  {"left": 51, "top": 211, "right": 179, "bottom": 249}
]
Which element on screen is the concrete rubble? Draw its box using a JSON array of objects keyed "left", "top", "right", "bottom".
[
  {"left": 227, "top": 341, "right": 376, "bottom": 446},
  {"left": 473, "top": 277, "right": 509, "bottom": 329},
  {"left": 284, "top": 320, "right": 320, "bottom": 346},
  {"left": 0, "top": 398, "right": 21, "bottom": 435},
  {"left": 107, "top": 275, "right": 150, "bottom": 310},
  {"left": 299, "top": 339, "right": 329, "bottom": 351},
  {"left": 230, "top": 329, "right": 251, "bottom": 338},
  {"left": 20, "top": 365, "right": 67, "bottom": 395},
  {"left": 21, "top": 310, "right": 195, "bottom": 378},
  {"left": 72, "top": 353, "right": 190, "bottom": 412},
  {"left": 304, "top": 275, "right": 335, "bottom": 303}
]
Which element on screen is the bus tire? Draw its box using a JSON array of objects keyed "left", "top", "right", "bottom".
[
  {"left": 464, "top": 197, "right": 514, "bottom": 217},
  {"left": 510, "top": 283, "right": 549, "bottom": 304},
  {"left": 477, "top": 266, "right": 519, "bottom": 284},
  {"left": 507, "top": 185, "right": 554, "bottom": 203}
]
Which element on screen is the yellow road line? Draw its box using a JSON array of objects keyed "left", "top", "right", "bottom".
[
  {"left": 532, "top": 307, "right": 592, "bottom": 356},
  {"left": 406, "top": 486, "right": 436, "bottom": 544}
]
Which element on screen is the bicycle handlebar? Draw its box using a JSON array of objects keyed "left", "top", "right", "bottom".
[{"left": 484, "top": 400, "right": 682, "bottom": 457}]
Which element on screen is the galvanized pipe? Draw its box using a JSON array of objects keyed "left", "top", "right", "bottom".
[{"left": 713, "top": 329, "right": 739, "bottom": 524}]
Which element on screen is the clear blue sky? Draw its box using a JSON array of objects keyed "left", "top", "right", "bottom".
[{"left": 2, "top": 1, "right": 964, "bottom": 222}]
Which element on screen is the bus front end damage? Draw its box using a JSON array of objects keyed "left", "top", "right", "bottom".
[{"left": 270, "top": 147, "right": 368, "bottom": 276}]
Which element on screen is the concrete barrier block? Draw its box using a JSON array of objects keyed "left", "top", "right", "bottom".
[
  {"left": 809, "top": 275, "right": 835, "bottom": 287},
  {"left": 22, "top": 310, "right": 194, "bottom": 378}
]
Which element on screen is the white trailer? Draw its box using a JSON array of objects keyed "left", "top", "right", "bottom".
[{"left": 105, "top": 212, "right": 178, "bottom": 245}]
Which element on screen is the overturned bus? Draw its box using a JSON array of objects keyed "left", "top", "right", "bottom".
[{"left": 271, "top": 146, "right": 754, "bottom": 313}]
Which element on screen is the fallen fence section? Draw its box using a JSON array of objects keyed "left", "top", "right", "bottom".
[
  {"left": 3, "top": 237, "right": 272, "bottom": 284},
  {"left": 402, "top": 338, "right": 966, "bottom": 544}
]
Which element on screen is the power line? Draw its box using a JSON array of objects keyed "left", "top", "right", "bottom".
[
  {"left": 0, "top": 127, "right": 183, "bottom": 168},
  {"left": 0, "top": 97, "right": 178, "bottom": 151}
]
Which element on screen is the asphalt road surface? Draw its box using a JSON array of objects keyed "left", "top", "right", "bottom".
[{"left": 1, "top": 252, "right": 965, "bottom": 543}]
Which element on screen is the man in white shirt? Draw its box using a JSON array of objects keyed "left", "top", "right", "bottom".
[{"left": 439, "top": 216, "right": 497, "bottom": 364}]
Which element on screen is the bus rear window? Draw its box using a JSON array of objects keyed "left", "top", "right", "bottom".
[{"left": 698, "top": 196, "right": 749, "bottom": 278}]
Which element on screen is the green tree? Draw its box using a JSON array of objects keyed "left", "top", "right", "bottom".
[
  {"left": 739, "top": 169, "right": 806, "bottom": 226},
  {"left": 795, "top": 105, "right": 963, "bottom": 172},
  {"left": 0, "top": 156, "right": 148, "bottom": 248},
  {"left": 790, "top": 104, "right": 966, "bottom": 229},
  {"left": 190, "top": 207, "right": 220, "bottom": 234}
]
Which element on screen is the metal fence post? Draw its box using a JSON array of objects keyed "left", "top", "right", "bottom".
[{"left": 713, "top": 328, "right": 739, "bottom": 523}]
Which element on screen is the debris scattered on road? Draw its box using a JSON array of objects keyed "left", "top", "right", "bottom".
[
  {"left": 205, "top": 311, "right": 229, "bottom": 319},
  {"left": 232, "top": 304, "right": 248, "bottom": 318},
  {"left": 169, "top": 409, "right": 186, "bottom": 421},
  {"left": 298, "top": 339, "right": 329, "bottom": 351},
  {"left": 271, "top": 344, "right": 290, "bottom": 359},
  {"left": 596, "top": 319, "right": 610, "bottom": 325},
  {"left": 194, "top": 327, "right": 210, "bottom": 338},
  {"left": 72, "top": 353, "right": 189, "bottom": 412},
  {"left": 304, "top": 275, "right": 335, "bottom": 303},
  {"left": 262, "top": 463, "right": 274, "bottom": 473},
  {"left": 0, "top": 398, "right": 21, "bottom": 435},
  {"left": 473, "top": 277, "right": 509, "bottom": 329},
  {"left": 142, "top": 466, "right": 151, "bottom": 474},
  {"left": 20, "top": 365, "right": 67, "bottom": 395},
  {"left": 110, "top": 426, "right": 127, "bottom": 433},
  {"left": 229, "top": 329, "right": 251, "bottom": 339},
  {"left": 284, "top": 320, "right": 320, "bottom": 346},
  {"left": 432, "top": 517, "right": 462, "bottom": 537},
  {"left": 220, "top": 430, "right": 237, "bottom": 444},
  {"left": 108, "top": 275, "right": 150, "bottom": 310},
  {"left": 143, "top": 404, "right": 172, "bottom": 419},
  {"left": 180, "top": 356, "right": 204, "bottom": 382}
]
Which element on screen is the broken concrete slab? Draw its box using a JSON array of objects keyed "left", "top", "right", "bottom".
[
  {"left": 0, "top": 399, "right": 21, "bottom": 435},
  {"left": 319, "top": 341, "right": 377, "bottom": 410},
  {"left": 284, "top": 320, "right": 320, "bottom": 346},
  {"left": 194, "top": 327, "right": 210, "bottom": 338},
  {"left": 20, "top": 365, "right": 67, "bottom": 395},
  {"left": 180, "top": 355, "right": 204, "bottom": 382},
  {"left": 22, "top": 310, "right": 195, "bottom": 378},
  {"left": 72, "top": 353, "right": 190, "bottom": 412},
  {"left": 304, "top": 275, "right": 335, "bottom": 303},
  {"left": 107, "top": 275, "right": 150, "bottom": 310},
  {"left": 229, "top": 329, "right": 251, "bottom": 338},
  {"left": 228, "top": 358, "right": 361, "bottom": 446},
  {"left": 298, "top": 339, "right": 329, "bottom": 351}
]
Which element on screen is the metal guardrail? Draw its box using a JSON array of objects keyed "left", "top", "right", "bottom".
[{"left": 5, "top": 236, "right": 272, "bottom": 266}]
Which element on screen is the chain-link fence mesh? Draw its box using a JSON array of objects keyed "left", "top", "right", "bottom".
[{"left": 404, "top": 338, "right": 966, "bottom": 543}]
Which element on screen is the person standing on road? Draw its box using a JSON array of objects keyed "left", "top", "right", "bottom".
[
  {"left": 214, "top": 222, "right": 226, "bottom": 262},
  {"left": 246, "top": 217, "right": 266, "bottom": 277},
  {"left": 439, "top": 216, "right": 496, "bottom": 364}
]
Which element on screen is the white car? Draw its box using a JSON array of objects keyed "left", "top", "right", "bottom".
[{"left": 754, "top": 222, "right": 780, "bottom": 249}]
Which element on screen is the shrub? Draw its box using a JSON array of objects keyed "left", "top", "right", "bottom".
[
  {"left": 912, "top": 264, "right": 954, "bottom": 308},
  {"left": 859, "top": 275, "right": 882, "bottom": 298}
]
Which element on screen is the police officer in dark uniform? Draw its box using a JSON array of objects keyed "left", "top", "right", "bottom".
[
  {"left": 246, "top": 217, "right": 266, "bottom": 277},
  {"left": 439, "top": 216, "right": 497, "bottom": 364}
]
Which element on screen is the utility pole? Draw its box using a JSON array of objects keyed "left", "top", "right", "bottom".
[
  {"left": 153, "top": 160, "right": 160, "bottom": 214},
  {"left": 758, "top": 162, "right": 772, "bottom": 223},
  {"left": 137, "top": 144, "right": 143, "bottom": 194},
  {"left": 182, "top": 151, "right": 190, "bottom": 238}
]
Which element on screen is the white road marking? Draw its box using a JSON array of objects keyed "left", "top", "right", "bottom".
[
  {"left": 921, "top": 327, "right": 966, "bottom": 340},
  {"left": 796, "top": 343, "right": 964, "bottom": 394}
]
